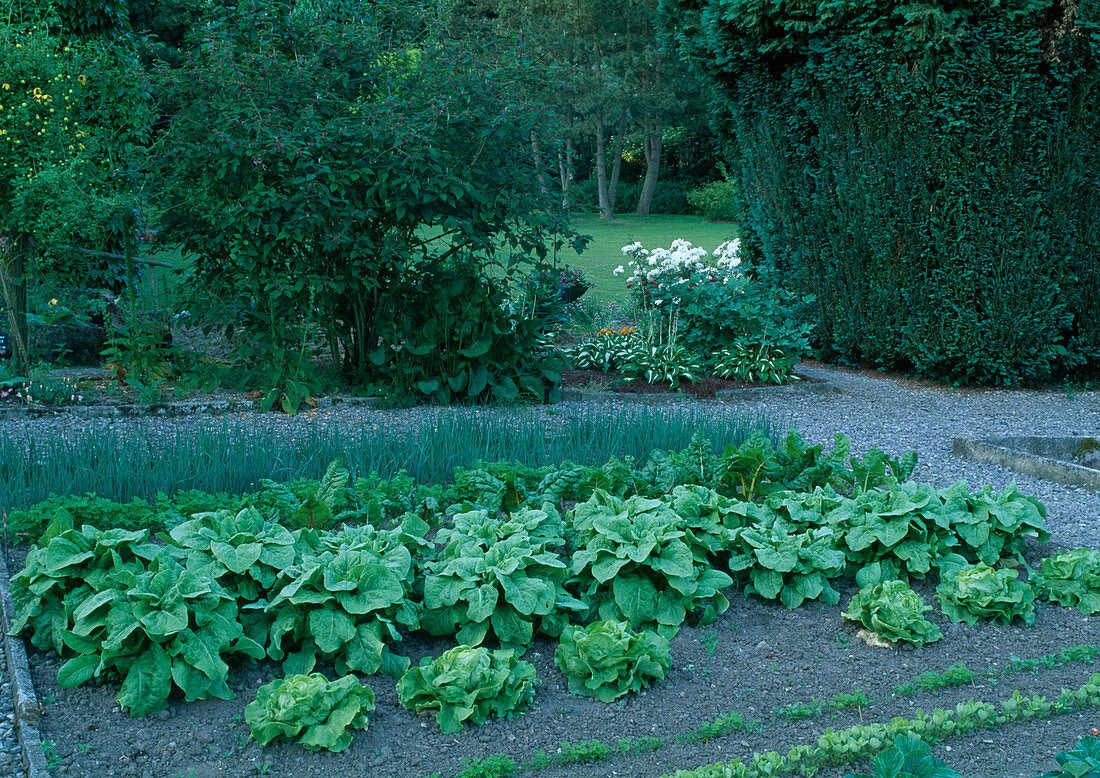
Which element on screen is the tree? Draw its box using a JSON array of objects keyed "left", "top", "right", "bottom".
[{"left": 152, "top": 0, "right": 574, "bottom": 393}]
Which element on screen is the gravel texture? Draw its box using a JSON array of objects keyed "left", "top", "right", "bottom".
[{"left": 3, "top": 364, "right": 1100, "bottom": 778}]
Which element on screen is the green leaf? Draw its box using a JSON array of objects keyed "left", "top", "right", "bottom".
[{"left": 117, "top": 644, "right": 173, "bottom": 717}]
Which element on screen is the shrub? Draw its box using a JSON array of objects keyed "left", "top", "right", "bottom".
[{"left": 687, "top": 178, "right": 739, "bottom": 222}]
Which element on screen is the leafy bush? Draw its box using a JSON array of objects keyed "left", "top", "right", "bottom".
[
  {"left": 244, "top": 673, "right": 375, "bottom": 752},
  {"left": 396, "top": 646, "right": 537, "bottom": 734},
  {"left": 375, "top": 260, "right": 564, "bottom": 404},
  {"left": 554, "top": 619, "right": 671, "bottom": 702},
  {"left": 843, "top": 581, "right": 942, "bottom": 647},
  {"left": 935, "top": 562, "right": 1037, "bottom": 626},
  {"left": 687, "top": 178, "right": 739, "bottom": 222},
  {"left": 1032, "top": 548, "right": 1100, "bottom": 615}
]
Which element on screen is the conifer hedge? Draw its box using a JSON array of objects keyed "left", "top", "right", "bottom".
[{"left": 661, "top": 0, "right": 1100, "bottom": 385}]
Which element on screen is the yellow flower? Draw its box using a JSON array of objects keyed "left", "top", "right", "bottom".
[
  {"left": 1, "top": 84, "right": 9, "bottom": 91},
  {"left": 77, "top": 75, "right": 86, "bottom": 85},
  {"left": 49, "top": 298, "right": 58, "bottom": 306}
]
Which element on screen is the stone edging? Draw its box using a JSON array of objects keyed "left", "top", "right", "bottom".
[
  {"left": 0, "top": 551, "right": 49, "bottom": 778},
  {"left": 0, "top": 395, "right": 379, "bottom": 419},
  {"left": 952, "top": 436, "right": 1100, "bottom": 492},
  {"left": 0, "top": 379, "right": 836, "bottom": 417},
  {"left": 561, "top": 378, "right": 835, "bottom": 404}
]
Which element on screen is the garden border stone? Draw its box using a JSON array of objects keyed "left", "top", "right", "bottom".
[
  {"left": 0, "top": 395, "right": 379, "bottom": 419},
  {"left": 952, "top": 436, "right": 1100, "bottom": 492},
  {"left": 560, "top": 378, "right": 834, "bottom": 404},
  {"left": 0, "top": 551, "right": 49, "bottom": 778}
]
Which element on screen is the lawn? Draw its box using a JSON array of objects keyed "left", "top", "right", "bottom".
[{"left": 561, "top": 214, "right": 739, "bottom": 304}]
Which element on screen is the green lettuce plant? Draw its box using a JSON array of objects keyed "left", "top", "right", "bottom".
[
  {"left": 935, "top": 561, "right": 1037, "bottom": 626},
  {"left": 568, "top": 490, "right": 734, "bottom": 637},
  {"left": 728, "top": 523, "right": 847, "bottom": 609},
  {"left": 1032, "top": 548, "right": 1100, "bottom": 614},
  {"left": 420, "top": 508, "right": 584, "bottom": 647},
  {"left": 245, "top": 673, "right": 375, "bottom": 752},
  {"left": 843, "top": 581, "right": 942, "bottom": 646},
  {"left": 56, "top": 546, "right": 258, "bottom": 717},
  {"left": 554, "top": 620, "right": 672, "bottom": 702},
  {"left": 264, "top": 521, "right": 424, "bottom": 677},
  {"left": 396, "top": 646, "right": 537, "bottom": 734},
  {"left": 169, "top": 506, "right": 301, "bottom": 650}
]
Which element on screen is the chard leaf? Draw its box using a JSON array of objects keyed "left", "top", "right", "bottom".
[{"left": 57, "top": 655, "right": 101, "bottom": 688}]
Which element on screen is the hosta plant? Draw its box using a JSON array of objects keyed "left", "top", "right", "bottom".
[
  {"left": 245, "top": 673, "right": 375, "bottom": 752},
  {"left": 554, "top": 619, "right": 671, "bottom": 702},
  {"left": 420, "top": 508, "right": 584, "bottom": 647},
  {"left": 568, "top": 490, "right": 734, "bottom": 638},
  {"left": 1031, "top": 548, "right": 1100, "bottom": 615},
  {"left": 935, "top": 561, "right": 1037, "bottom": 626},
  {"left": 843, "top": 580, "right": 942, "bottom": 647},
  {"left": 396, "top": 646, "right": 537, "bottom": 734},
  {"left": 710, "top": 342, "right": 796, "bottom": 384}
]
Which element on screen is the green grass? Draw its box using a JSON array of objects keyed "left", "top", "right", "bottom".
[
  {"left": 563, "top": 214, "right": 739, "bottom": 304},
  {"left": 0, "top": 404, "right": 777, "bottom": 511}
]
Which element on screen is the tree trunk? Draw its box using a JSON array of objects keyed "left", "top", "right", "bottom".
[
  {"left": 636, "top": 111, "right": 662, "bottom": 216},
  {"left": 609, "top": 104, "right": 627, "bottom": 211},
  {"left": 530, "top": 129, "right": 549, "bottom": 196},
  {"left": 558, "top": 135, "right": 576, "bottom": 211},
  {"left": 594, "top": 104, "right": 612, "bottom": 219},
  {"left": 0, "top": 249, "right": 29, "bottom": 376}
]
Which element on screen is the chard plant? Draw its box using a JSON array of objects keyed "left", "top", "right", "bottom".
[
  {"left": 843, "top": 580, "right": 942, "bottom": 647},
  {"left": 554, "top": 619, "right": 672, "bottom": 702},
  {"left": 1032, "top": 548, "right": 1100, "bottom": 614},
  {"left": 844, "top": 734, "right": 961, "bottom": 778},
  {"left": 255, "top": 459, "right": 351, "bottom": 531},
  {"left": 420, "top": 508, "right": 584, "bottom": 647},
  {"left": 935, "top": 560, "right": 1037, "bottom": 626},
  {"left": 396, "top": 645, "right": 537, "bottom": 734},
  {"left": 245, "top": 673, "right": 375, "bottom": 752},
  {"left": 568, "top": 490, "right": 734, "bottom": 638}
]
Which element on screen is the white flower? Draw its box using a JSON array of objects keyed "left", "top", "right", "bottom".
[{"left": 613, "top": 265, "right": 625, "bottom": 276}]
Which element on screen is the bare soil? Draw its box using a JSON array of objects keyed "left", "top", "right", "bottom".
[{"left": 13, "top": 542, "right": 1100, "bottom": 778}]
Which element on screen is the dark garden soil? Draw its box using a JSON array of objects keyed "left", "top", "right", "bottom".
[
  {"left": 12, "top": 539, "right": 1100, "bottom": 778},
  {"left": 559, "top": 369, "right": 828, "bottom": 400}
]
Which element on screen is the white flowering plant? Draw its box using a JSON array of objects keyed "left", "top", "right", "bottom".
[{"left": 616, "top": 238, "right": 743, "bottom": 315}]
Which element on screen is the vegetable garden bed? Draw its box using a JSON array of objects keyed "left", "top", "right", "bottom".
[{"left": 6, "top": 433, "right": 1100, "bottom": 778}]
